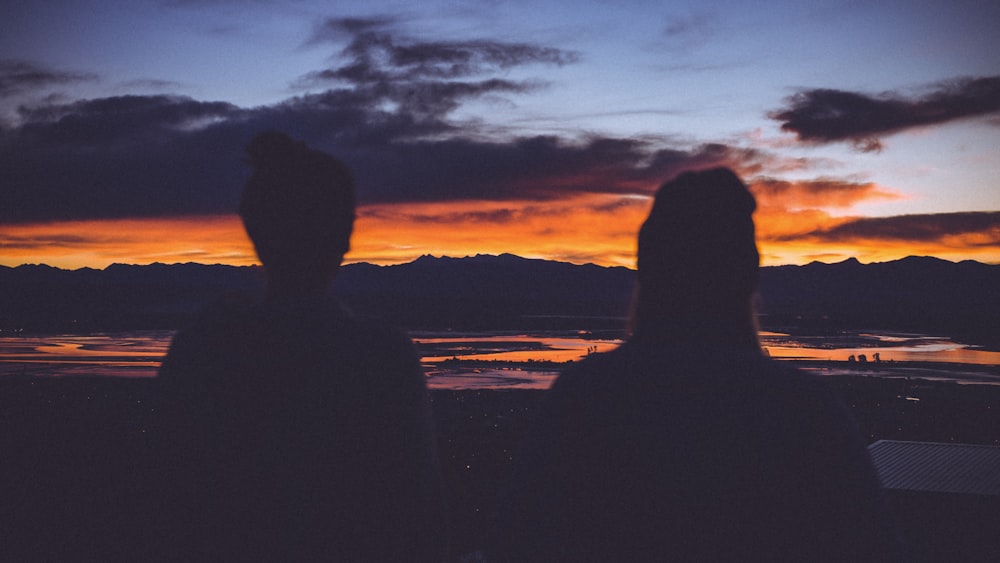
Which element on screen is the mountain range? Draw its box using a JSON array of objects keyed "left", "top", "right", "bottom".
[{"left": 1, "top": 254, "right": 997, "bottom": 345}]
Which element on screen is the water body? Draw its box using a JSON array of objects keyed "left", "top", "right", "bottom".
[
  {"left": 760, "top": 331, "right": 1000, "bottom": 365},
  {"left": 0, "top": 329, "right": 997, "bottom": 388},
  {"left": 0, "top": 331, "right": 173, "bottom": 378}
]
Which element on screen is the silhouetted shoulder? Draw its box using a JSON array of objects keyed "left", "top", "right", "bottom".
[
  {"left": 556, "top": 341, "right": 842, "bottom": 407},
  {"left": 161, "top": 295, "right": 420, "bottom": 389},
  {"left": 493, "top": 343, "right": 901, "bottom": 562},
  {"left": 157, "top": 296, "right": 446, "bottom": 562}
]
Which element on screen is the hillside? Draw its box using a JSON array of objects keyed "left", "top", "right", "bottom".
[{"left": 1, "top": 255, "right": 997, "bottom": 344}]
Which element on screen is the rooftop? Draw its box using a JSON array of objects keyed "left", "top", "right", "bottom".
[{"left": 868, "top": 440, "right": 1000, "bottom": 497}]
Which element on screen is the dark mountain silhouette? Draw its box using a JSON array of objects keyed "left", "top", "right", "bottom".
[
  {"left": 1, "top": 254, "right": 998, "bottom": 343},
  {"left": 332, "top": 254, "right": 636, "bottom": 330},
  {"left": 756, "top": 256, "right": 1000, "bottom": 344},
  {"left": 0, "top": 262, "right": 265, "bottom": 333}
]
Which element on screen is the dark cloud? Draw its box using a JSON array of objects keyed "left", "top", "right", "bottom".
[
  {"left": 308, "top": 16, "right": 576, "bottom": 72},
  {"left": 305, "top": 15, "right": 395, "bottom": 44},
  {"left": 345, "top": 137, "right": 764, "bottom": 204},
  {"left": 15, "top": 95, "right": 242, "bottom": 145},
  {"left": 1, "top": 95, "right": 250, "bottom": 223},
  {"left": 770, "top": 76, "right": 1000, "bottom": 151},
  {"left": 0, "top": 21, "right": 761, "bottom": 224},
  {"left": 298, "top": 16, "right": 577, "bottom": 122},
  {"left": 0, "top": 59, "right": 97, "bottom": 98},
  {"left": 786, "top": 212, "right": 1000, "bottom": 244}
]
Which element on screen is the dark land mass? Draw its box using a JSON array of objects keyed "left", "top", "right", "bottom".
[
  {"left": 1, "top": 371, "right": 997, "bottom": 561},
  {"left": 2, "top": 254, "right": 999, "bottom": 346},
  {"left": 757, "top": 256, "right": 1000, "bottom": 348},
  {"left": 4, "top": 255, "right": 998, "bottom": 556}
]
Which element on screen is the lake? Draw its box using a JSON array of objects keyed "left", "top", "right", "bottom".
[{"left": 1, "top": 329, "right": 998, "bottom": 388}]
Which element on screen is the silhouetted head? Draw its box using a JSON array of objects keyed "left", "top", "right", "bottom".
[
  {"left": 633, "top": 167, "right": 760, "bottom": 344},
  {"left": 241, "top": 132, "right": 355, "bottom": 294}
]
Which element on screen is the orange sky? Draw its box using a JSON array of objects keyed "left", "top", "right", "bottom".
[
  {"left": 2, "top": 2, "right": 997, "bottom": 273},
  {"left": 3, "top": 184, "right": 998, "bottom": 270}
]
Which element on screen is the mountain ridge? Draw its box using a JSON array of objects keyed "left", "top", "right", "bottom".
[{"left": 1, "top": 255, "right": 997, "bottom": 345}]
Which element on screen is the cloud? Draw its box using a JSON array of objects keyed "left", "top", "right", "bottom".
[
  {"left": 749, "top": 177, "right": 901, "bottom": 210},
  {"left": 0, "top": 232, "right": 97, "bottom": 250},
  {"left": 0, "top": 216, "right": 254, "bottom": 268},
  {"left": 662, "top": 11, "right": 719, "bottom": 49},
  {"left": 797, "top": 212, "right": 1000, "bottom": 245},
  {"left": 348, "top": 194, "right": 653, "bottom": 267},
  {"left": 360, "top": 194, "right": 652, "bottom": 228},
  {"left": 344, "top": 137, "right": 766, "bottom": 204},
  {"left": 752, "top": 210, "right": 1000, "bottom": 265},
  {"left": 15, "top": 94, "right": 242, "bottom": 143},
  {"left": 116, "top": 78, "right": 184, "bottom": 92},
  {"left": 1, "top": 95, "right": 249, "bottom": 223},
  {"left": 308, "top": 16, "right": 576, "bottom": 70},
  {"left": 747, "top": 177, "right": 908, "bottom": 247},
  {"left": 0, "top": 19, "right": 775, "bottom": 225},
  {"left": 0, "top": 59, "right": 97, "bottom": 98},
  {"left": 297, "top": 16, "right": 577, "bottom": 123},
  {"left": 770, "top": 75, "right": 1000, "bottom": 151}
]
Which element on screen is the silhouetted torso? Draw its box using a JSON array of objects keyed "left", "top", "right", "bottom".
[
  {"left": 492, "top": 340, "right": 902, "bottom": 562},
  {"left": 158, "top": 295, "right": 447, "bottom": 562}
]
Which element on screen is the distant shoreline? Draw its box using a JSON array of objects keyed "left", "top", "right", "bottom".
[
  {"left": 3, "top": 255, "right": 999, "bottom": 350},
  {"left": 786, "top": 358, "right": 1000, "bottom": 386},
  {"left": 425, "top": 356, "right": 1000, "bottom": 387}
]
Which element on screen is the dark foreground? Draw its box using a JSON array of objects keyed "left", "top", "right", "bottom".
[
  {"left": 432, "top": 374, "right": 1000, "bottom": 560},
  {"left": 1, "top": 371, "right": 997, "bottom": 561}
]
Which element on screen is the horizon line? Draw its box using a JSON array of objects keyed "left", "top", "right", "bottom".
[{"left": 3, "top": 253, "right": 996, "bottom": 272}]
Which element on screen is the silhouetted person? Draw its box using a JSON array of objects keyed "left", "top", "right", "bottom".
[
  {"left": 490, "top": 168, "right": 903, "bottom": 562},
  {"left": 157, "top": 132, "right": 447, "bottom": 562}
]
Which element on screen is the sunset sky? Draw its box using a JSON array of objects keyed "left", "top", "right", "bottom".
[{"left": 2, "top": 0, "right": 998, "bottom": 269}]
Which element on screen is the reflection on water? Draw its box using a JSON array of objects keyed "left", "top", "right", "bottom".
[
  {"left": 414, "top": 331, "right": 622, "bottom": 363},
  {"left": 423, "top": 368, "right": 558, "bottom": 390},
  {"left": 0, "top": 332, "right": 173, "bottom": 378},
  {"left": 760, "top": 331, "right": 1000, "bottom": 365},
  {"left": 1, "top": 329, "right": 997, "bottom": 388}
]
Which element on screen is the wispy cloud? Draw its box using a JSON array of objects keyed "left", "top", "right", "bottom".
[
  {"left": 15, "top": 94, "right": 241, "bottom": 143},
  {"left": 297, "top": 16, "right": 577, "bottom": 124},
  {"left": 793, "top": 211, "right": 1000, "bottom": 245},
  {"left": 749, "top": 177, "right": 900, "bottom": 210},
  {"left": 115, "top": 78, "right": 184, "bottom": 92},
  {"left": 348, "top": 194, "right": 652, "bottom": 267},
  {"left": 0, "top": 216, "right": 255, "bottom": 268},
  {"left": 662, "top": 11, "right": 719, "bottom": 49},
  {"left": 0, "top": 59, "right": 97, "bottom": 98},
  {"left": 770, "top": 75, "right": 1000, "bottom": 151}
]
